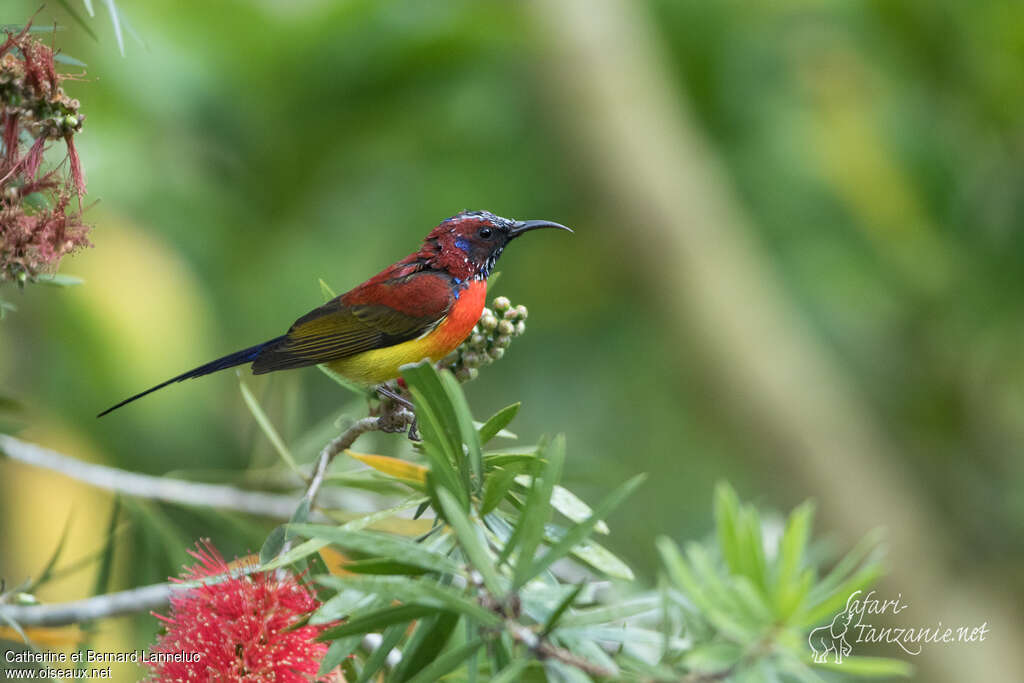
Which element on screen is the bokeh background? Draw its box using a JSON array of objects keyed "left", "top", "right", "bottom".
[{"left": 2, "top": 0, "right": 1023, "bottom": 680}]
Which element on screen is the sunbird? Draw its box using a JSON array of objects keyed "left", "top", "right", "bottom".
[{"left": 98, "top": 210, "right": 571, "bottom": 416}]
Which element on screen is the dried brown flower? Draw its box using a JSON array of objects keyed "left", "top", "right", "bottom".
[{"left": 0, "top": 22, "right": 90, "bottom": 285}]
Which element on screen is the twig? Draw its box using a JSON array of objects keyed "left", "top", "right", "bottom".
[
  {"left": 0, "top": 434, "right": 330, "bottom": 520},
  {"left": 0, "top": 583, "right": 178, "bottom": 627},
  {"left": 0, "top": 434, "right": 386, "bottom": 520},
  {"left": 277, "top": 406, "right": 414, "bottom": 559},
  {"left": 505, "top": 619, "right": 615, "bottom": 678}
]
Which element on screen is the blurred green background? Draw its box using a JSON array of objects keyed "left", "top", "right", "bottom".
[{"left": 2, "top": 0, "right": 1023, "bottom": 680}]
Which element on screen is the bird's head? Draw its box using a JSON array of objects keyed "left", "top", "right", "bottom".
[{"left": 423, "top": 210, "right": 572, "bottom": 280}]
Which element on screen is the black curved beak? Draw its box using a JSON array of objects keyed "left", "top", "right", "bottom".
[{"left": 508, "top": 219, "right": 574, "bottom": 239}]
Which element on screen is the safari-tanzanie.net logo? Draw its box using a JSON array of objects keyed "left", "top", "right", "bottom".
[{"left": 808, "top": 590, "right": 989, "bottom": 664}]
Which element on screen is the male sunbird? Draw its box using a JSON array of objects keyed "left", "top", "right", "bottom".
[{"left": 98, "top": 210, "right": 571, "bottom": 416}]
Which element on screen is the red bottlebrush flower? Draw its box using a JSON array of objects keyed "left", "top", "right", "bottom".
[
  {"left": 148, "top": 539, "right": 338, "bottom": 683},
  {"left": 1, "top": 22, "right": 91, "bottom": 284}
]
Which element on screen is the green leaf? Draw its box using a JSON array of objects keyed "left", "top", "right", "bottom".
[
  {"left": 90, "top": 497, "right": 121, "bottom": 598},
  {"left": 24, "top": 513, "right": 73, "bottom": 592},
  {"left": 239, "top": 375, "right": 301, "bottom": 474},
  {"left": 356, "top": 623, "right": 406, "bottom": 683},
  {"left": 525, "top": 473, "right": 645, "bottom": 586},
  {"left": 564, "top": 537, "right": 634, "bottom": 580},
  {"left": 540, "top": 582, "right": 583, "bottom": 637},
  {"left": 439, "top": 370, "right": 484, "bottom": 494},
  {"left": 54, "top": 0, "right": 99, "bottom": 41},
  {"left": 318, "top": 637, "right": 361, "bottom": 678},
  {"left": 34, "top": 273, "right": 85, "bottom": 287},
  {"left": 489, "top": 660, "right": 531, "bottom": 683},
  {"left": 317, "top": 365, "right": 375, "bottom": 397},
  {"left": 317, "top": 603, "right": 439, "bottom": 641},
  {"left": 319, "top": 278, "right": 337, "bottom": 300},
  {"left": 288, "top": 523, "right": 461, "bottom": 575},
  {"left": 436, "top": 488, "right": 503, "bottom": 596},
  {"left": 404, "top": 638, "right": 483, "bottom": 683},
  {"left": 478, "top": 403, "right": 520, "bottom": 444},
  {"left": 516, "top": 478, "right": 609, "bottom": 534},
  {"left": 503, "top": 436, "right": 564, "bottom": 582},
  {"left": 262, "top": 497, "right": 428, "bottom": 573},
  {"left": 317, "top": 575, "right": 501, "bottom": 626},
  {"left": 391, "top": 611, "right": 460, "bottom": 682},
  {"left": 807, "top": 527, "right": 886, "bottom": 606},
  {"left": 811, "top": 656, "right": 913, "bottom": 678},
  {"left": 657, "top": 537, "right": 750, "bottom": 641},
  {"left": 801, "top": 564, "right": 884, "bottom": 627},
  {"left": 481, "top": 468, "right": 517, "bottom": 515},
  {"left": 775, "top": 500, "right": 814, "bottom": 617},
  {"left": 559, "top": 595, "right": 660, "bottom": 627},
  {"left": 259, "top": 525, "right": 287, "bottom": 565}
]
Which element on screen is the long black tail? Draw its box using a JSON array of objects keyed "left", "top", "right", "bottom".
[{"left": 97, "top": 336, "right": 286, "bottom": 417}]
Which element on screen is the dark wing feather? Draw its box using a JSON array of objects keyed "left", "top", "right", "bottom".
[{"left": 251, "top": 272, "right": 451, "bottom": 374}]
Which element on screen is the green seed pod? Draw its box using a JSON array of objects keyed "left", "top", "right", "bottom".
[
  {"left": 493, "top": 296, "right": 511, "bottom": 312},
  {"left": 497, "top": 320, "right": 515, "bottom": 336}
]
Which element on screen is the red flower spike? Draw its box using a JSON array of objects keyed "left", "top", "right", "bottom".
[{"left": 147, "top": 539, "right": 340, "bottom": 683}]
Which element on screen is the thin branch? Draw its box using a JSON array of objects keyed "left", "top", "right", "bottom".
[
  {"left": 277, "top": 406, "right": 414, "bottom": 559},
  {"left": 0, "top": 434, "right": 327, "bottom": 520},
  {"left": 504, "top": 619, "right": 615, "bottom": 678},
  {"left": 0, "top": 583, "right": 177, "bottom": 627}
]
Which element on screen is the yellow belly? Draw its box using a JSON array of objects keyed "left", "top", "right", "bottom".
[
  {"left": 324, "top": 280, "right": 487, "bottom": 385},
  {"left": 324, "top": 331, "right": 453, "bottom": 385}
]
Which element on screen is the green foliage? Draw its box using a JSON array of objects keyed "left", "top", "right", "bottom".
[{"left": 255, "top": 363, "right": 906, "bottom": 681}]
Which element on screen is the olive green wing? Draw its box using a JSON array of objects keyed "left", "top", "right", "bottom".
[{"left": 251, "top": 299, "right": 446, "bottom": 374}]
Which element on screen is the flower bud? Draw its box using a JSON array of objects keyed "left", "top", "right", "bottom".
[
  {"left": 497, "top": 320, "right": 515, "bottom": 336},
  {"left": 442, "top": 351, "right": 460, "bottom": 366},
  {"left": 455, "top": 367, "right": 474, "bottom": 382},
  {"left": 503, "top": 307, "right": 518, "bottom": 320},
  {"left": 515, "top": 321, "right": 526, "bottom": 336},
  {"left": 492, "top": 296, "right": 511, "bottom": 312},
  {"left": 515, "top": 305, "right": 528, "bottom": 320},
  {"left": 15, "top": 592, "right": 38, "bottom": 606},
  {"left": 495, "top": 335, "right": 511, "bottom": 348},
  {"left": 489, "top": 347, "right": 505, "bottom": 361},
  {"left": 462, "top": 352, "right": 481, "bottom": 368},
  {"left": 480, "top": 314, "right": 498, "bottom": 331},
  {"left": 471, "top": 333, "right": 485, "bottom": 346}
]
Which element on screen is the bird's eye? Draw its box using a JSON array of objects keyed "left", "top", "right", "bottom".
[{"left": 478, "top": 227, "right": 493, "bottom": 239}]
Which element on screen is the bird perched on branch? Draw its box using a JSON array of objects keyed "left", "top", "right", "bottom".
[{"left": 99, "top": 210, "right": 571, "bottom": 417}]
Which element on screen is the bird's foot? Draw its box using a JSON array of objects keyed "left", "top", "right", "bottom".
[{"left": 376, "top": 384, "right": 419, "bottom": 440}]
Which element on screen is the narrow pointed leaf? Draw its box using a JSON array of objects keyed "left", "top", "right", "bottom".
[
  {"left": 317, "top": 603, "right": 439, "bottom": 641},
  {"left": 288, "top": 523, "right": 460, "bottom": 574},
  {"left": 478, "top": 403, "right": 520, "bottom": 444},
  {"left": 391, "top": 611, "right": 460, "bottom": 682},
  {"left": 356, "top": 623, "right": 406, "bottom": 683},
  {"left": 404, "top": 638, "right": 483, "bottom": 683},
  {"left": 345, "top": 450, "right": 427, "bottom": 484},
  {"left": 540, "top": 583, "right": 583, "bottom": 637},
  {"left": 525, "top": 473, "right": 645, "bottom": 586},
  {"left": 504, "top": 436, "right": 564, "bottom": 579},
  {"left": 436, "top": 488, "right": 503, "bottom": 596},
  {"left": 239, "top": 376, "right": 300, "bottom": 474},
  {"left": 481, "top": 468, "right": 517, "bottom": 515}
]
